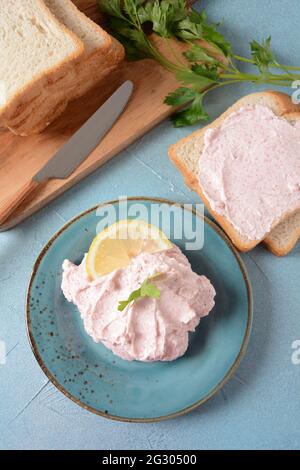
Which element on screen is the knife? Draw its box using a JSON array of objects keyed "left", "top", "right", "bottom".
[{"left": 0, "top": 80, "right": 133, "bottom": 226}]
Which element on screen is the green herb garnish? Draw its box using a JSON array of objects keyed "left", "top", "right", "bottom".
[
  {"left": 99, "top": 0, "right": 300, "bottom": 127},
  {"left": 118, "top": 273, "right": 161, "bottom": 311}
]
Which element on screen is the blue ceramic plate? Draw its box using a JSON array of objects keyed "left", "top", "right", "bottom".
[{"left": 27, "top": 197, "right": 252, "bottom": 422}]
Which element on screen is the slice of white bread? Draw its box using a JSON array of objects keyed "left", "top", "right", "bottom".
[
  {"left": 0, "top": 0, "right": 84, "bottom": 125},
  {"left": 264, "top": 210, "right": 300, "bottom": 256},
  {"left": 168, "top": 91, "right": 300, "bottom": 253},
  {"left": 6, "top": 0, "right": 124, "bottom": 136}
]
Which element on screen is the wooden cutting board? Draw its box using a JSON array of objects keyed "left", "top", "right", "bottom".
[{"left": 0, "top": 0, "right": 186, "bottom": 231}]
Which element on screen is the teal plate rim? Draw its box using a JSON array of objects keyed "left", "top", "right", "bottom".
[{"left": 26, "top": 197, "right": 253, "bottom": 423}]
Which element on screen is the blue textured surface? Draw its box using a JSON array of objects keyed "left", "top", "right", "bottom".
[
  {"left": 27, "top": 200, "right": 251, "bottom": 421},
  {"left": 0, "top": 0, "right": 299, "bottom": 450}
]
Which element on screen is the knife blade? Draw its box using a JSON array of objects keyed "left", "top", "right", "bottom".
[
  {"left": 35, "top": 80, "right": 133, "bottom": 181},
  {"left": 0, "top": 80, "right": 133, "bottom": 226}
]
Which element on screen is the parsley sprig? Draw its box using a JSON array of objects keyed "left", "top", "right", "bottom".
[
  {"left": 99, "top": 0, "right": 300, "bottom": 127},
  {"left": 118, "top": 273, "right": 162, "bottom": 312}
]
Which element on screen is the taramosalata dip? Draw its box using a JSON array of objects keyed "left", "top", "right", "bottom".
[{"left": 62, "top": 245, "right": 215, "bottom": 362}]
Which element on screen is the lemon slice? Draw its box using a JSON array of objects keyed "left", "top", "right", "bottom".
[{"left": 86, "top": 219, "right": 172, "bottom": 279}]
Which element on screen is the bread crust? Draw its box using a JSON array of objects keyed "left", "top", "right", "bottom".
[
  {"left": 168, "top": 91, "right": 300, "bottom": 252},
  {"left": 8, "top": 41, "right": 124, "bottom": 135},
  {"left": 263, "top": 230, "right": 300, "bottom": 256},
  {"left": 263, "top": 209, "right": 300, "bottom": 256}
]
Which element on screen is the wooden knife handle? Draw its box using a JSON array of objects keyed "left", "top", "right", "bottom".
[{"left": 0, "top": 179, "right": 40, "bottom": 226}]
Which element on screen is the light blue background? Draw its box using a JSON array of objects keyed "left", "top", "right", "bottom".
[{"left": 0, "top": 0, "right": 299, "bottom": 450}]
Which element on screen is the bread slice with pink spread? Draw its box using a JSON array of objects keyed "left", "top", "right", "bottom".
[{"left": 169, "top": 91, "right": 300, "bottom": 253}]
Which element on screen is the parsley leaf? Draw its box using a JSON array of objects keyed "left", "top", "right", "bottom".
[
  {"left": 250, "top": 36, "right": 286, "bottom": 81},
  {"left": 118, "top": 274, "right": 161, "bottom": 312},
  {"left": 150, "top": 1, "right": 172, "bottom": 37},
  {"left": 137, "top": 2, "right": 154, "bottom": 24},
  {"left": 251, "top": 36, "right": 274, "bottom": 67},
  {"left": 184, "top": 44, "right": 218, "bottom": 64},
  {"left": 108, "top": 17, "right": 154, "bottom": 60},
  {"left": 176, "top": 68, "right": 217, "bottom": 89},
  {"left": 175, "top": 18, "right": 203, "bottom": 40},
  {"left": 202, "top": 24, "right": 232, "bottom": 57},
  {"left": 164, "top": 87, "right": 197, "bottom": 106},
  {"left": 137, "top": 0, "right": 187, "bottom": 37},
  {"left": 140, "top": 280, "right": 161, "bottom": 298},
  {"left": 123, "top": 0, "right": 140, "bottom": 25},
  {"left": 250, "top": 36, "right": 279, "bottom": 78},
  {"left": 191, "top": 64, "right": 219, "bottom": 80},
  {"left": 99, "top": 0, "right": 125, "bottom": 19},
  {"left": 171, "top": 92, "right": 209, "bottom": 127}
]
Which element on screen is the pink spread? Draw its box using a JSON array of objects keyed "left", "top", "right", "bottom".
[
  {"left": 61, "top": 246, "right": 215, "bottom": 362},
  {"left": 199, "top": 105, "right": 300, "bottom": 240}
]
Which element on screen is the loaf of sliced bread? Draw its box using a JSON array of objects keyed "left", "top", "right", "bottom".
[
  {"left": 169, "top": 91, "right": 300, "bottom": 253},
  {"left": 0, "top": 0, "right": 84, "bottom": 126},
  {"left": 5, "top": 0, "right": 124, "bottom": 136}
]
